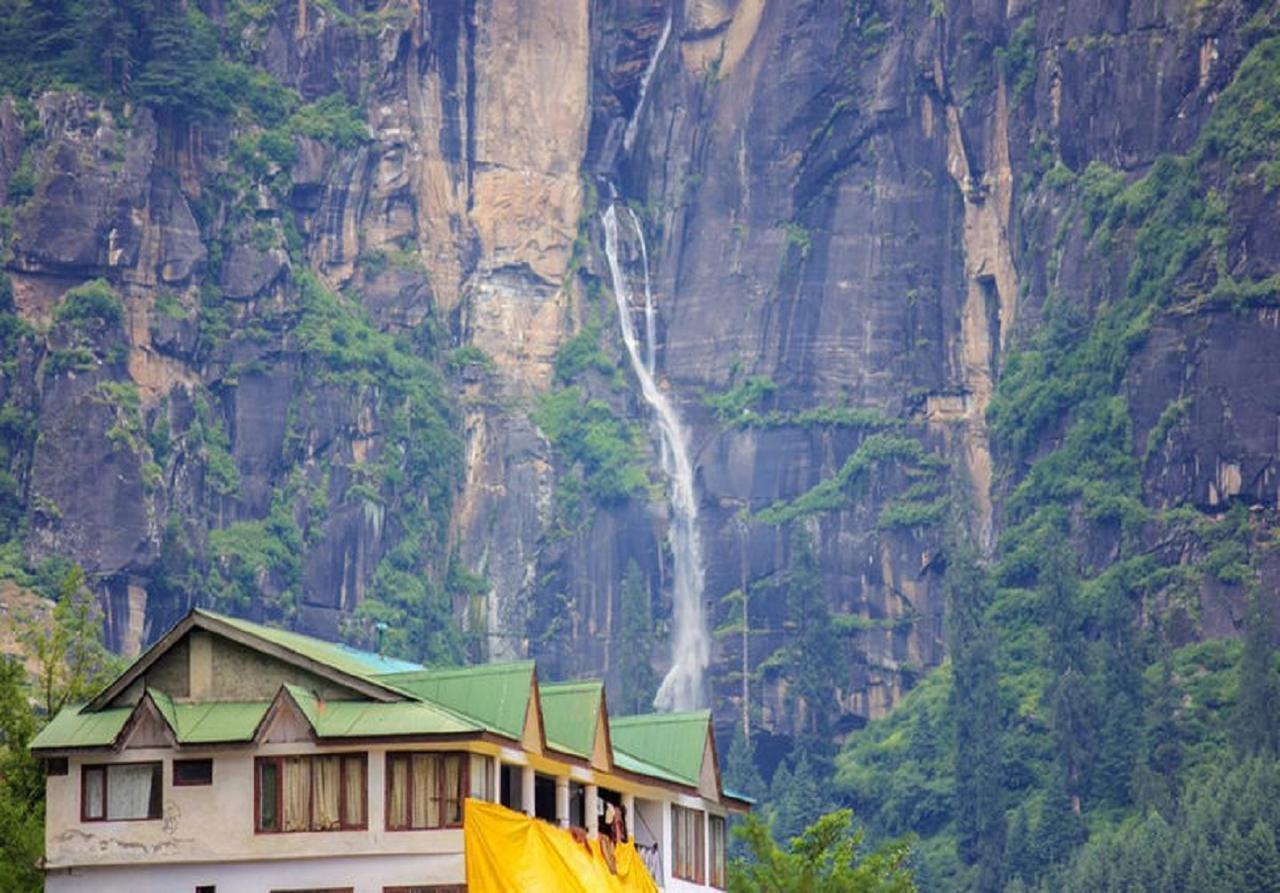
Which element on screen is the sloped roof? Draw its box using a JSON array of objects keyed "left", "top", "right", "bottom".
[
  {"left": 539, "top": 681, "right": 604, "bottom": 759},
  {"left": 199, "top": 610, "right": 422, "bottom": 678},
  {"left": 31, "top": 704, "right": 132, "bottom": 750},
  {"left": 375, "top": 662, "right": 536, "bottom": 740},
  {"left": 283, "top": 684, "right": 479, "bottom": 738},
  {"left": 86, "top": 609, "right": 417, "bottom": 711},
  {"left": 31, "top": 698, "right": 270, "bottom": 750},
  {"left": 610, "top": 710, "right": 712, "bottom": 787}
]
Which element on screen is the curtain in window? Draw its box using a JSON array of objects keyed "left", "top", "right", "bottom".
[
  {"left": 709, "top": 815, "right": 726, "bottom": 887},
  {"left": 342, "top": 755, "right": 364, "bottom": 827},
  {"left": 107, "top": 763, "right": 155, "bottom": 820},
  {"left": 283, "top": 756, "right": 312, "bottom": 831},
  {"left": 83, "top": 767, "right": 105, "bottom": 819},
  {"left": 411, "top": 754, "right": 438, "bottom": 828},
  {"left": 469, "top": 755, "right": 492, "bottom": 801},
  {"left": 388, "top": 756, "right": 409, "bottom": 828},
  {"left": 313, "top": 755, "right": 341, "bottom": 830},
  {"left": 443, "top": 755, "right": 463, "bottom": 825},
  {"left": 259, "top": 761, "right": 279, "bottom": 831}
]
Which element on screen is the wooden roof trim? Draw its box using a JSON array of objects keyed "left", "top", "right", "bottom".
[{"left": 113, "top": 692, "right": 177, "bottom": 751}]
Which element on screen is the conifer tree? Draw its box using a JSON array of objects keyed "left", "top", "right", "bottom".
[
  {"left": 944, "top": 518, "right": 1005, "bottom": 890},
  {"left": 1235, "top": 585, "right": 1280, "bottom": 757},
  {"left": 784, "top": 528, "right": 838, "bottom": 755},
  {"left": 616, "top": 559, "right": 657, "bottom": 714}
]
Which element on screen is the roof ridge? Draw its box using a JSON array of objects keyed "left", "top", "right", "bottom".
[
  {"left": 374, "top": 660, "right": 536, "bottom": 681},
  {"left": 611, "top": 709, "right": 711, "bottom": 724}
]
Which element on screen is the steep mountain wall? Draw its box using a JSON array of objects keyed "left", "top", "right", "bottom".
[{"left": 0, "top": 0, "right": 1276, "bottom": 760}]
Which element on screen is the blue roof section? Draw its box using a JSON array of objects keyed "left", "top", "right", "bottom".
[{"left": 330, "top": 642, "right": 423, "bottom": 675}]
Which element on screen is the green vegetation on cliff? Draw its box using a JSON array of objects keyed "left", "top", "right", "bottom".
[{"left": 826, "top": 31, "right": 1280, "bottom": 893}]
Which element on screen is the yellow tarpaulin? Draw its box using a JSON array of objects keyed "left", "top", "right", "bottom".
[{"left": 464, "top": 798, "right": 660, "bottom": 893}]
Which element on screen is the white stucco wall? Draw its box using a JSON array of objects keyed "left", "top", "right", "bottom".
[
  {"left": 46, "top": 742, "right": 468, "bottom": 870},
  {"left": 43, "top": 851, "right": 462, "bottom": 893}
]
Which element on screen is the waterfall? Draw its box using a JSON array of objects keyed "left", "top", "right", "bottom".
[
  {"left": 602, "top": 203, "right": 708, "bottom": 712},
  {"left": 623, "top": 15, "right": 673, "bottom": 155}
]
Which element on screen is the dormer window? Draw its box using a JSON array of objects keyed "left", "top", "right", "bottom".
[{"left": 81, "top": 762, "right": 162, "bottom": 821}]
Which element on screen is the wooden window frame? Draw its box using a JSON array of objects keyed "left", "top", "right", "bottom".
[
  {"left": 384, "top": 751, "right": 470, "bottom": 831},
  {"left": 672, "top": 804, "right": 706, "bottom": 884},
  {"left": 708, "top": 813, "right": 727, "bottom": 889},
  {"left": 254, "top": 753, "right": 368, "bottom": 834},
  {"left": 173, "top": 758, "right": 214, "bottom": 787},
  {"left": 80, "top": 761, "right": 163, "bottom": 822}
]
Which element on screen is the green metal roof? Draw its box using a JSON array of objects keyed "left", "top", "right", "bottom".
[
  {"left": 283, "top": 684, "right": 479, "bottom": 738},
  {"left": 197, "top": 609, "right": 422, "bottom": 681},
  {"left": 539, "top": 681, "right": 603, "bottom": 758},
  {"left": 29, "top": 699, "right": 270, "bottom": 750},
  {"left": 31, "top": 705, "right": 131, "bottom": 750},
  {"left": 173, "top": 701, "right": 270, "bottom": 743},
  {"left": 375, "top": 662, "right": 535, "bottom": 740},
  {"left": 613, "top": 746, "right": 690, "bottom": 787},
  {"left": 610, "top": 710, "right": 712, "bottom": 786}
]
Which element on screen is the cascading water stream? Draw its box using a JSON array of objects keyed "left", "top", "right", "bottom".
[
  {"left": 623, "top": 15, "right": 673, "bottom": 155},
  {"left": 602, "top": 203, "right": 708, "bottom": 712}
]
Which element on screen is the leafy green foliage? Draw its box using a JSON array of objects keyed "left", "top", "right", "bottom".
[
  {"left": 706, "top": 376, "right": 778, "bottom": 422},
  {"left": 53, "top": 279, "right": 123, "bottom": 329},
  {"left": 729, "top": 808, "right": 916, "bottom": 893},
  {"left": 0, "top": 656, "right": 42, "bottom": 893},
  {"left": 1045, "top": 757, "right": 1280, "bottom": 892},
  {"left": 533, "top": 387, "right": 646, "bottom": 504},
  {"left": 207, "top": 494, "right": 302, "bottom": 619},
  {"left": 756, "top": 433, "right": 942, "bottom": 525},
  {"left": 553, "top": 322, "right": 614, "bottom": 384}
]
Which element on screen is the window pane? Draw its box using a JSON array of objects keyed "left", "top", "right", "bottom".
[
  {"left": 469, "top": 755, "right": 492, "bottom": 801},
  {"left": 83, "top": 766, "right": 105, "bottom": 820},
  {"left": 442, "top": 755, "right": 462, "bottom": 826},
  {"left": 388, "top": 756, "right": 409, "bottom": 829},
  {"left": 283, "top": 757, "right": 312, "bottom": 832},
  {"left": 259, "top": 761, "right": 279, "bottom": 831},
  {"left": 174, "top": 759, "right": 213, "bottom": 786},
  {"left": 106, "top": 763, "right": 159, "bottom": 820},
  {"left": 341, "top": 756, "right": 365, "bottom": 828},
  {"left": 411, "top": 754, "right": 437, "bottom": 828},
  {"left": 313, "top": 756, "right": 342, "bottom": 831}
]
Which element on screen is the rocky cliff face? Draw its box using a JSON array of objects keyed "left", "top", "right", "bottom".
[{"left": 0, "top": 0, "right": 1276, "bottom": 754}]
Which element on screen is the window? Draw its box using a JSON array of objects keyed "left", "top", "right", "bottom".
[
  {"left": 384, "top": 887, "right": 466, "bottom": 893},
  {"left": 174, "top": 758, "right": 213, "bottom": 786},
  {"left": 195, "top": 886, "right": 216, "bottom": 893},
  {"left": 469, "top": 754, "right": 494, "bottom": 802},
  {"left": 45, "top": 757, "right": 68, "bottom": 776},
  {"left": 672, "top": 805, "right": 705, "bottom": 883},
  {"left": 709, "top": 814, "right": 727, "bottom": 888},
  {"left": 255, "top": 754, "right": 366, "bottom": 833},
  {"left": 499, "top": 763, "right": 522, "bottom": 812},
  {"left": 82, "top": 762, "right": 162, "bottom": 821},
  {"left": 386, "top": 752, "right": 469, "bottom": 830}
]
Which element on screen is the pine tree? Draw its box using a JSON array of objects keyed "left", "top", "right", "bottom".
[
  {"left": 945, "top": 522, "right": 1005, "bottom": 890},
  {"left": 616, "top": 559, "right": 657, "bottom": 714},
  {"left": 770, "top": 748, "right": 830, "bottom": 845},
  {"left": 784, "top": 529, "right": 838, "bottom": 755},
  {"left": 1235, "top": 820, "right": 1280, "bottom": 893},
  {"left": 1235, "top": 585, "right": 1280, "bottom": 757},
  {"left": 1041, "top": 541, "right": 1096, "bottom": 818}
]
